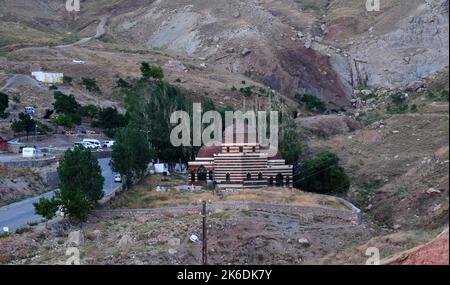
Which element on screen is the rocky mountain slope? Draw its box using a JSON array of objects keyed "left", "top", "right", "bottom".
[
  {"left": 1, "top": 0, "right": 448, "bottom": 107},
  {"left": 0, "top": 0, "right": 448, "bottom": 265}
]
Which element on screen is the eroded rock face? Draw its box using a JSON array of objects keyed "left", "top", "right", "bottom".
[
  {"left": 346, "top": 0, "right": 449, "bottom": 89},
  {"left": 107, "top": 0, "right": 352, "bottom": 106},
  {"left": 384, "top": 228, "right": 449, "bottom": 265}
]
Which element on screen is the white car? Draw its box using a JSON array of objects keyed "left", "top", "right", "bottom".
[
  {"left": 82, "top": 139, "right": 101, "bottom": 149},
  {"left": 114, "top": 174, "right": 122, "bottom": 183},
  {"left": 74, "top": 141, "right": 96, "bottom": 149},
  {"left": 103, "top": 140, "right": 116, "bottom": 148}
]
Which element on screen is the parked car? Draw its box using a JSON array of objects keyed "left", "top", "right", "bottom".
[
  {"left": 24, "top": 107, "right": 35, "bottom": 115},
  {"left": 103, "top": 140, "right": 116, "bottom": 148},
  {"left": 114, "top": 174, "right": 122, "bottom": 183},
  {"left": 74, "top": 141, "right": 96, "bottom": 149},
  {"left": 82, "top": 139, "right": 101, "bottom": 149},
  {"left": 75, "top": 126, "right": 87, "bottom": 134}
]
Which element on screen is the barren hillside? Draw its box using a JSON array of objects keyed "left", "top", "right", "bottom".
[{"left": 1, "top": 0, "right": 448, "bottom": 107}]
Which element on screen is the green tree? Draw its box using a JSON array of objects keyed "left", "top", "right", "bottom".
[
  {"left": 53, "top": 91, "right": 80, "bottom": 114},
  {"left": 140, "top": 62, "right": 164, "bottom": 80},
  {"left": 55, "top": 147, "right": 104, "bottom": 222},
  {"left": 111, "top": 127, "right": 152, "bottom": 187},
  {"left": 92, "top": 107, "right": 127, "bottom": 131},
  {"left": 33, "top": 197, "right": 59, "bottom": 226},
  {"left": 11, "top": 113, "right": 36, "bottom": 139},
  {"left": 52, "top": 114, "right": 74, "bottom": 128},
  {"left": 125, "top": 80, "right": 193, "bottom": 162},
  {"left": 279, "top": 114, "right": 303, "bottom": 165},
  {"left": 53, "top": 91, "right": 82, "bottom": 125},
  {"left": 80, "top": 104, "right": 100, "bottom": 118},
  {"left": 0, "top": 91, "right": 8, "bottom": 118},
  {"left": 294, "top": 151, "right": 350, "bottom": 195}
]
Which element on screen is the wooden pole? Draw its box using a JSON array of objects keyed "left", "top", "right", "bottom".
[{"left": 202, "top": 200, "right": 207, "bottom": 265}]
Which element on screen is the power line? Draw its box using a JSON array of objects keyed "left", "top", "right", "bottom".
[{"left": 292, "top": 163, "right": 338, "bottom": 181}]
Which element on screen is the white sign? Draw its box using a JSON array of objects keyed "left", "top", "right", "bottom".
[
  {"left": 31, "top": 71, "right": 64, "bottom": 85},
  {"left": 3, "top": 227, "right": 9, "bottom": 233}
]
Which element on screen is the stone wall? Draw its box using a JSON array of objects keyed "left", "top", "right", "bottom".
[
  {"left": 93, "top": 201, "right": 360, "bottom": 224},
  {"left": 0, "top": 157, "right": 56, "bottom": 168}
]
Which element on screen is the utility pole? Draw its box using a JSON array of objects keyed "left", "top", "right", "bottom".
[{"left": 202, "top": 200, "right": 207, "bottom": 265}]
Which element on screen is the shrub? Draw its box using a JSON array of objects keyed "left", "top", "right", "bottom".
[
  {"left": 294, "top": 151, "right": 350, "bottom": 195},
  {"left": 116, "top": 78, "right": 130, "bottom": 88},
  {"left": 294, "top": 93, "right": 327, "bottom": 112},
  {"left": 387, "top": 104, "right": 409, "bottom": 114},
  {"left": 391, "top": 92, "right": 406, "bottom": 105},
  {"left": 140, "top": 63, "right": 164, "bottom": 80},
  {"left": 63, "top": 76, "right": 73, "bottom": 85},
  {"left": 81, "top": 78, "right": 101, "bottom": 93},
  {"left": 0, "top": 91, "right": 8, "bottom": 118},
  {"left": 426, "top": 89, "right": 449, "bottom": 102},
  {"left": 240, "top": 87, "right": 253, "bottom": 97},
  {"left": 80, "top": 104, "right": 100, "bottom": 118}
]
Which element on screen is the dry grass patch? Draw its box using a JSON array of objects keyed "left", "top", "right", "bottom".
[{"left": 105, "top": 175, "right": 349, "bottom": 211}]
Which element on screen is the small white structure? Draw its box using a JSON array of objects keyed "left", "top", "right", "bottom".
[
  {"left": 22, "top": 147, "right": 37, "bottom": 158},
  {"left": 31, "top": 71, "right": 64, "bottom": 85},
  {"left": 174, "top": 163, "right": 187, "bottom": 174},
  {"left": 154, "top": 163, "right": 169, "bottom": 174},
  {"left": 72, "top": 60, "right": 85, "bottom": 64}
]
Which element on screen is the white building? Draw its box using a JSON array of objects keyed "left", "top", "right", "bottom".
[{"left": 31, "top": 71, "right": 64, "bottom": 85}]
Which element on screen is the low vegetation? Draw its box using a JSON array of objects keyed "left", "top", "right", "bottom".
[
  {"left": 294, "top": 93, "right": 327, "bottom": 113},
  {"left": 81, "top": 78, "right": 101, "bottom": 93},
  {"left": 0, "top": 91, "right": 8, "bottom": 118},
  {"left": 140, "top": 62, "right": 164, "bottom": 80}
]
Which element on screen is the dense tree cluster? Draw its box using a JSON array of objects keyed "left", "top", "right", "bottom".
[{"left": 294, "top": 151, "right": 350, "bottom": 195}]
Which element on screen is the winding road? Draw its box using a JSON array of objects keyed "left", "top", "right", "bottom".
[
  {"left": 56, "top": 16, "right": 108, "bottom": 48},
  {"left": 0, "top": 158, "right": 119, "bottom": 232}
]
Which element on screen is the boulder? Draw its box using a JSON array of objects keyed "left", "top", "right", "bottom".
[
  {"left": 66, "top": 230, "right": 84, "bottom": 247},
  {"left": 298, "top": 238, "right": 310, "bottom": 247},
  {"left": 426, "top": 188, "right": 442, "bottom": 195},
  {"left": 405, "top": 81, "right": 426, "bottom": 92},
  {"left": 241, "top": 48, "right": 252, "bottom": 56},
  {"left": 118, "top": 234, "right": 133, "bottom": 248}
]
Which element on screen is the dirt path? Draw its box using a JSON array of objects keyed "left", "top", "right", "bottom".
[
  {"left": 56, "top": 16, "right": 108, "bottom": 48},
  {"left": 0, "top": 75, "right": 41, "bottom": 92}
]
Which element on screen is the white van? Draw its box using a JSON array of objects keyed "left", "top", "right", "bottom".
[
  {"left": 22, "top": 147, "right": 37, "bottom": 158},
  {"left": 82, "top": 139, "right": 101, "bottom": 149},
  {"left": 102, "top": 140, "right": 116, "bottom": 148}
]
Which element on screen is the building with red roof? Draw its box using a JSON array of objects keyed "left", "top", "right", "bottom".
[{"left": 188, "top": 124, "right": 293, "bottom": 189}]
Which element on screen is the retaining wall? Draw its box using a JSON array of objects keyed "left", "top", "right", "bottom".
[
  {"left": 0, "top": 157, "right": 56, "bottom": 168},
  {"left": 93, "top": 201, "right": 360, "bottom": 224}
]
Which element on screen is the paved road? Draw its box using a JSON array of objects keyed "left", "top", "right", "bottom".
[{"left": 0, "top": 158, "right": 119, "bottom": 232}]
